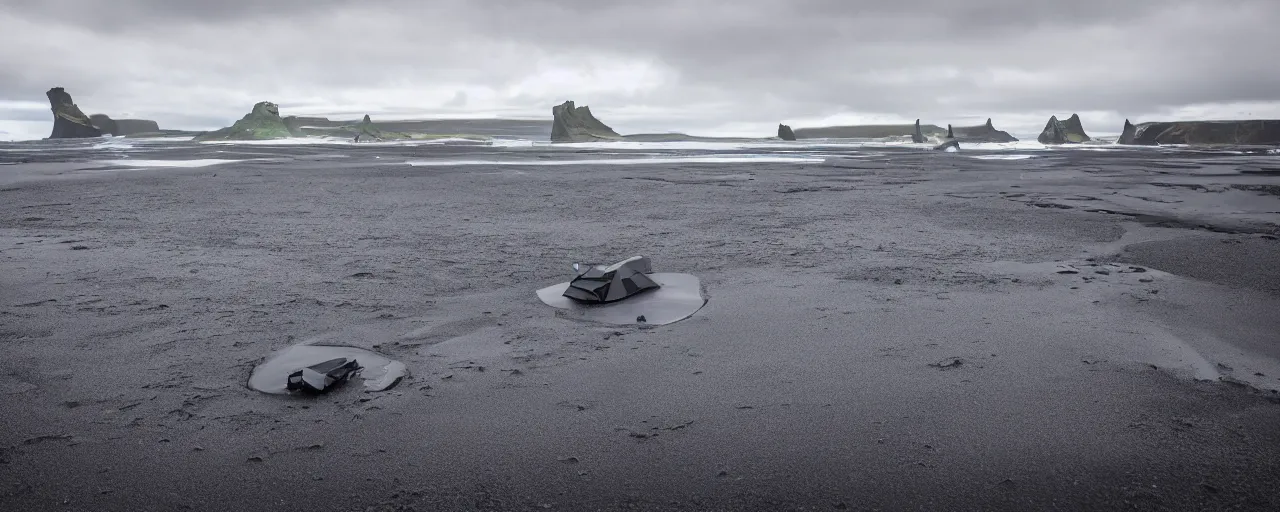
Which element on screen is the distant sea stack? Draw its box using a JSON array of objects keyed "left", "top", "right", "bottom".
[
  {"left": 1037, "top": 114, "right": 1091, "bottom": 144},
  {"left": 778, "top": 124, "right": 796, "bottom": 141},
  {"left": 1117, "top": 119, "right": 1280, "bottom": 146},
  {"left": 948, "top": 118, "right": 1018, "bottom": 143},
  {"left": 193, "top": 101, "right": 293, "bottom": 141},
  {"left": 550, "top": 100, "right": 622, "bottom": 142},
  {"left": 350, "top": 114, "right": 410, "bottom": 141},
  {"left": 356, "top": 114, "right": 380, "bottom": 141},
  {"left": 89, "top": 114, "right": 160, "bottom": 137},
  {"left": 46, "top": 87, "right": 102, "bottom": 139},
  {"left": 912, "top": 119, "right": 925, "bottom": 143}
]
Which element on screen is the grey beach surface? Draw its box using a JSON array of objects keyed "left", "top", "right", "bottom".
[{"left": 2, "top": 136, "right": 1280, "bottom": 511}]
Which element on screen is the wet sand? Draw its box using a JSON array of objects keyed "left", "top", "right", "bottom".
[{"left": 2, "top": 141, "right": 1280, "bottom": 511}]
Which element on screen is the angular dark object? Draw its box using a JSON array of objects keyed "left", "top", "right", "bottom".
[
  {"left": 286, "top": 357, "right": 360, "bottom": 393},
  {"left": 778, "top": 124, "right": 796, "bottom": 141},
  {"left": 1038, "top": 114, "right": 1091, "bottom": 144},
  {"left": 912, "top": 119, "right": 926, "bottom": 143},
  {"left": 551, "top": 100, "right": 622, "bottom": 142},
  {"left": 948, "top": 118, "right": 1018, "bottom": 143},
  {"left": 46, "top": 87, "right": 102, "bottom": 139},
  {"left": 563, "top": 256, "right": 661, "bottom": 303},
  {"left": 1118, "top": 119, "right": 1280, "bottom": 146}
]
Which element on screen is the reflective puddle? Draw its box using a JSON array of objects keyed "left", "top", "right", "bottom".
[
  {"left": 537, "top": 273, "right": 707, "bottom": 326},
  {"left": 248, "top": 344, "right": 408, "bottom": 394}
]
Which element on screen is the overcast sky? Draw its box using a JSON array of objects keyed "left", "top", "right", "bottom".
[{"left": 2, "top": 0, "right": 1279, "bottom": 140}]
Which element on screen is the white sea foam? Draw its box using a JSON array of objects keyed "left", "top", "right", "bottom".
[
  {"left": 92, "top": 138, "right": 135, "bottom": 150},
  {"left": 198, "top": 136, "right": 487, "bottom": 146},
  {"left": 96, "top": 159, "right": 242, "bottom": 168},
  {"left": 489, "top": 139, "right": 536, "bottom": 148},
  {"left": 957, "top": 141, "right": 1050, "bottom": 151},
  {"left": 969, "top": 154, "right": 1036, "bottom": 160},
  {"left": 406, "top": 155, "right": 827, "bottom": 166},
  {"left": 544, "top": 139, "right": 913, "bottom": 151},
  {"left": 550, "top": 140, "right": 794, "bottom": 151}
]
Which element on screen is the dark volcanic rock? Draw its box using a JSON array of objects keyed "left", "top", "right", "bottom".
[
  {"left": 88, "top": 114, "right": 115, "bottom": 135},
  {"left": 1117, "top": 119, "right": 1280, "bottom": 146},
  {"left": 934, "top": 140, "right": 960, "bottom": 151},
  {"left": 193, "top": 102, "right": 293, "bottom": 141},
  {"left": 46, "top": 87, "right": 102, "bottom": 139},
  {"left": 351, "top": 114, "right": 408, "bottom": 142},
  {"left": 281, "top": 116, "right": 309, "bottom": 137},
  {"left": 778, "top": 124, "right": 796, "bottom": 141},
  {"left": 1118, "top": 119, "right": 1139, "bottom": 145},
  {"left": 912, "top": 119, "right": 926, "bottom": 143},
  {"left": 793, "top": 123, "right": 946, "bottom": 140},
  {"left": 1038, "top": 114, "right": 1091, "bottom": 144},
  {"left": 89, "top": 114, "right": 160, "bottom": 136},
  {"left": 949, "top": 118, "right": 1018, "bottom": 143},
  {"left": 551, "top": 101, "right": 622, "bottom": 142}
]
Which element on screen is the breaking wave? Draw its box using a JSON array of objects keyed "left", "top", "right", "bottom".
[
  {"left": 969, "top": 154, "right": 1037, "bottom": 160},
  {"left": 406, "top": 155, "right": 828, "bottom": 166},
  {"left": 91, "top": 138, "right": 135, "bottom": 150},
  {"left": 96, "top": 159, "right": 244, "bottom": 168}
]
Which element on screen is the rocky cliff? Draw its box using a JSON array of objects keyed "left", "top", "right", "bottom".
[
  {"left": 349, "top": 114, "right": 410, "bottom": 141},
  {"left": 550, "top": 101, "right": 622, "bottom": 142},
  {"left": 1118, "top": 119, "right": 1280, "bottom": 145},
  {"left": 193, "top": 102, "right": 293, "bottom": 141},
  {"left": 1037, "top": 114, "right": 1091, "bottom": 144},
  {"left": 46, "top": 87, "right": 102, "bottom": 139},
  {"left": 912, "top": 120, "right": 927, "bottom": 143},
  {"left": 778, "top": 124, "right": 796, "bottom": 141},
  {"left": 89, "top": 114, "right": 161, "bottom": 136},
  {"left": 948, "top": 118, "right": 1018, "bottom": 143}
]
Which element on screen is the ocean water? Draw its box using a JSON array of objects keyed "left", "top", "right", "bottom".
[{"left": 0, "top": 132, "right": 1272, "bottom": 176}]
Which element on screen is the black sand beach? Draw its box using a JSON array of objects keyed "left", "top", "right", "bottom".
[{"left": 2, "top": 138, "right": 1280, "bottom": 511}]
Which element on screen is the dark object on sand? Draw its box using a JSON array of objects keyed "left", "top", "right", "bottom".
[
  {"left": 948, "top": 118, "right": 1018, "bottom": 143},
  {"left": 1038, "top": 114, "right": 1091, "bottom": 144},
  {"left": 778, "top": 124, "right": 796, "bottom": 141},
  {"left": 929, "top": 357, "right": 964, "bottom": 370},
  {"left": 551, "top": 100, "right": 622, "bottom": 142},
  {"left": 563, "top": 256, "right": 661, "bottom": 303},
  {"left": 46, "top": 87, "right": 102, "bottom": 139},
  {"left": 286, "top": 358, "right": 361, "bottom": 393},
  {"left": 1118, "top": 119, "right": 1280, "bottom": 146}
]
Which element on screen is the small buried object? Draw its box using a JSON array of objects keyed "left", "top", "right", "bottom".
[
  {"left": 286, "top": 358, "right": 360, "bottom": 393},
  {"left": 563, "top": 256, "right": 660, "bottom": 303},
  {"left": 248, "top": 344, "right": 408, "bottom": 395},
  {"left": 537, "top": 257, "right": 706, "bottom": 326},
  {"left": 929, "top": 357, "right": 964, "bottom": 370}
]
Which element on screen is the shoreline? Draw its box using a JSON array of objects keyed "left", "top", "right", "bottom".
[{"left": 3, "top": 144, "right": 1280, "bottom": 510}]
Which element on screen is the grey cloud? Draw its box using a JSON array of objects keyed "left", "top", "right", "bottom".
[{"left": 1, "top": 0, "right": 1277, "bottom": 136}]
